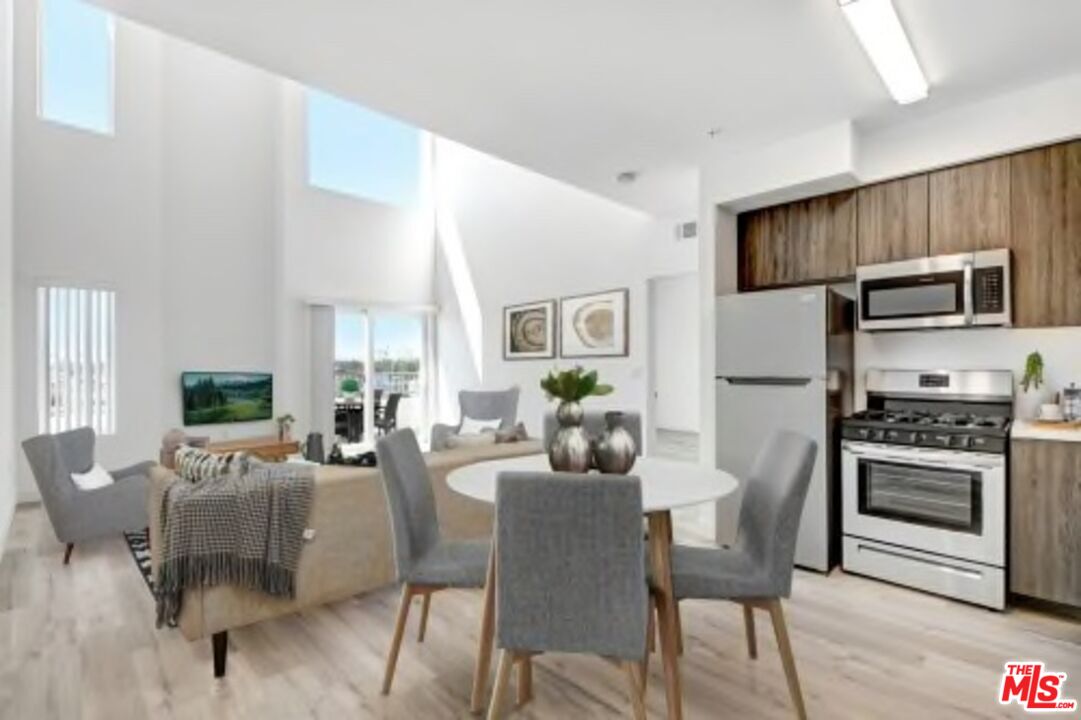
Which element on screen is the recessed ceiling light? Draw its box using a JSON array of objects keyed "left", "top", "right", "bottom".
[
  {"left": 706, "top": 127, "right": 724, "bottom": 139},
  {"left": 839, "top": 0, "right": 928, "bottom": 105},
  {"left": 616, "top": 171, "right": 638, "bottom": 184}
]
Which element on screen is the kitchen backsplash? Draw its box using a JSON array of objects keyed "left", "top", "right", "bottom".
[{"left": 854, "top": 326, "right": 1081, "bottom": 419}]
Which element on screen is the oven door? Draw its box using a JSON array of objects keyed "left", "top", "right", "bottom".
[
  {"left": 857, "top": 255, "right": 971, "bottom": 331},
  {"left": 842, "top": 441, "right": 1005, "bottom": 566}
]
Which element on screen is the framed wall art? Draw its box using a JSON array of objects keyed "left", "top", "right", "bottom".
[
  {"left": 503, "top": 299, "right": 557, "bottom": 360},
  {"left": 559, "top": 288, "right": 629, "bottom": 358}
]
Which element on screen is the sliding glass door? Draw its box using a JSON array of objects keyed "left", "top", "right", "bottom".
[
  {"left": 333, "top": 308, "right": 369, "bottom": 444},
  {"left": 330, "top": 306, "right": 433, "bottom": 450},
  {"left": 371, "top": 312, "right": 428, "bottom": 440}
]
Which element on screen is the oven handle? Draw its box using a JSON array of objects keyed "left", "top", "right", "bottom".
[
  {"left": 843, "top": 445, "right": 1003, "bottom": 471},
  {"left": 963, "top": 258, "right": 974, "bottom": 325}
]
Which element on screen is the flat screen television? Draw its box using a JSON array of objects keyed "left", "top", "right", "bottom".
[{"left": 181, "top": 371, "right": 273, "bottom": 426}]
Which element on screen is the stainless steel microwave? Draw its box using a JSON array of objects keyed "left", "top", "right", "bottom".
[{"left": 856, "top": 249, "right": 1011, "bottom": 331}]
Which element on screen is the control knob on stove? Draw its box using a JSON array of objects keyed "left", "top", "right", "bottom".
[
  {"left": 933, "top": 434, "right": 952, "bottom": 447},
  {"left": 954, "top": 435, "right": 972, "bottom": 449}
]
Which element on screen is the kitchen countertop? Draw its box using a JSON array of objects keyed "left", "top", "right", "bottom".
[{"left": 1010, "top": 419, "right": 1081, "bottom": 443}]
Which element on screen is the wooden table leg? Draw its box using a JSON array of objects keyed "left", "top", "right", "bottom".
[
  {"left": 647, "top": 511, "right": 683, "bottom": 720},
  {"left": 470, "top": 542, "right": 498, "bottom": 713}
]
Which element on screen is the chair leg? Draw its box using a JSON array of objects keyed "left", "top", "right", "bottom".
[
  {"left": 212, "top": 631, "right": 228, "bottom": 678},
  {"left": 63, "top": 543, "right": 74, "bottom": 565},
  {"left": 767, "top": 599, "right": 807, "bottom": 720},
  {"left": 381, "top": 584, "right": 414, "bottom": 695},
  {"left": 674, "top": 600, "right": 684, "bottom": 655},
  {"left": 515, "top": 655, "right": 533, "bottom": 706},
  {"left": 417, "top": 592, "right": 432, "bottom": 643},
  {"left": 646, "top": 594, "right": 656, "bottom": 653},
  {"left": 742, "top": 603, "right": 757, "bottom": 660},
  {"left": 622, "top": 661, "right": 648, "bottom": 720},
  {"left": 486, "top": 650, "right": 515, "bottom": 720}
]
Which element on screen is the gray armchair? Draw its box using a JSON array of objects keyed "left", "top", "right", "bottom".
[
  {"left": 430, "top": 387, "right": 520, "bottom": 450},
  {"left": 22, "top": 427, "right": 154, "bottom": 564}
]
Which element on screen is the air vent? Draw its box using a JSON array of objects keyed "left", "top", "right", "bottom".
[{"left": 675, "top": 221, "right": 697, "bottom": 240}]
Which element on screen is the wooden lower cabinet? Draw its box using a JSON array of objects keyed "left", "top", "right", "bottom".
[{"left": 1010, "top": 439, "right": 1081, "bottom": 607}]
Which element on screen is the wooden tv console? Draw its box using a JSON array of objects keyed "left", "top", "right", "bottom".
[{"left": 208, "top": 435, "right": 300, "bottom": 463}]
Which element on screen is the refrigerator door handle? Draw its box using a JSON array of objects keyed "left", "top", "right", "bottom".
[{"left": 719, "top": 377, "right": 813, "bottom": 387}]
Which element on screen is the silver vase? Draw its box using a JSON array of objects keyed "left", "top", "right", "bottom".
[
  {"left": 594, "top": 411, "right": 637, "bottom": 474},
  {"left": 548, "top": 401, "right": 592, "bottom": 473}
]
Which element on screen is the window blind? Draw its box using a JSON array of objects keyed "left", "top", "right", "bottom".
[{"left": 37, "top": 286, "right": 117, "bottom": 435}]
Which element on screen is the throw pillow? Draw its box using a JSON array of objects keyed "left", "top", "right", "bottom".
[
  {"left": 494, "top": 422, "right": 529, "bottom": 444},
  {"left": 71, "top": 463, "right": 114, "bottom": 491},
  {"left": 460, "top": 416, "right": 500, "bottom": 435},
  {"left": 174, "top": 445, "right": 250, "bottom": 483},
  {"left": 445, "top": 433, "right": 498, "bottom": 449}
]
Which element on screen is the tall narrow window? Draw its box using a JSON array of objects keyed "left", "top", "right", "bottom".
[
  {"left": 306, "top": 90, "right": 421, "bottom": 207},
  {"left": 37, "top": 287, "right": 117, "bottom": 435},
  {"left": 39, "top": 0, "right": 115, "bottom": 135}
]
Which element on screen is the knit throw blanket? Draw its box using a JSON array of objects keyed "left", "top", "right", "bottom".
[{"left": 155, "top": 461, "right": 315, "bottom": 628}]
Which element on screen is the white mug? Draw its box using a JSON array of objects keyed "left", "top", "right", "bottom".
[{"left": 1039, "top": 403, "right": 1064, "bottom": 421}]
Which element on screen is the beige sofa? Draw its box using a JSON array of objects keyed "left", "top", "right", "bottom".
[{"left": 148, "top": 440, "right": 543, "bottom": 676}]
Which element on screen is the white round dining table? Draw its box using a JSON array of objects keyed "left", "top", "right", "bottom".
[
  {"left": 447, "top": 452, "right": 738, "bottom": 512},
  {"left": 448, "top": 452, "right": 738, "bottom": 720}
]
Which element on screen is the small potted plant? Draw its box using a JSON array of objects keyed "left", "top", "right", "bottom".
[
  {"left": 340, "top": 377, "right": 360, "bottom": 400},
  {"left": 1019, "top": 351, "right": 1047, "bottom": 420},
  {"left": 540, "top": 367, "right": 613, "bottom": 473},
  {"left": 276, "top": 413, "right": 296, "bottom": 442}
]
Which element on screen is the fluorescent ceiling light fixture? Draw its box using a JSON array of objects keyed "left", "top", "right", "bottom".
[{"left": 840, "top": 0, "right": 928, "bottom": 105}]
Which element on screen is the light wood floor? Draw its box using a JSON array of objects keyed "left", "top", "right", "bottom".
[{"left": 2, "top": 504, "right": 1079, "bottom": 719}]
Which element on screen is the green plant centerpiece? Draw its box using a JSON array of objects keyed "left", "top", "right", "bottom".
[
  {"left": 275, "top": 413, "right": 296, "bottom": 442},
  {"left": 1021, "top": 351, "right": 1044, "bottom": 393},
  {"left": 540, "top": 367, "right": 613, "bottom": 473}
]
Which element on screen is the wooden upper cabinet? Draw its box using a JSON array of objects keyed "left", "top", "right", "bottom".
[
  {"left": 739, "top": 190, "right": 856, "bottom": 291},
  {"left": 857, "top": 175, "right": 929, "bottom": 265},
  {"left": 929, "top": 157, "right": 1011, "bottom": 255},
  {"left": 1009, "top": 140, "right": 1081, "bottom": 327}
]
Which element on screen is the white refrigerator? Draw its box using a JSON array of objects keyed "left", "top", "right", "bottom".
[{"left": 715, "top": 286, "right": 852, "bottom": 572}]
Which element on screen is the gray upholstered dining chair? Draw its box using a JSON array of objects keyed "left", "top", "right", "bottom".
[
  {"left": 667, "top": 430, "right": 817, "bottom": 720},
  {"left": 488, "top": 472, "right": 649, "bottom": 720},
  {"left": 430, "top": 387, "right": 520, "bottom": 450},
  {"left": 375, "top": 428, "right": 491, "bottom": 694},
  {"left": 21, "top": 427, "right": 154, "bottom": 565},
  {"left": 542, "top": 410, "right": 643, "bottom": 454}
]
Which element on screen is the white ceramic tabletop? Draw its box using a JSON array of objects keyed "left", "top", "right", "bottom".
[{"left": 447, "top": 453, "right": 739, "bottom": 513}]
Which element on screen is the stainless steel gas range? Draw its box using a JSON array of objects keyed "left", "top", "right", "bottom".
[{"left": 840, "top": 369, "right": 1013, "bottom": 610}]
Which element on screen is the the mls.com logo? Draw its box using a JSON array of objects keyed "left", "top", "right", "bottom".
[{"left": 999, "top": 662, "right": 1078, "bottom": 713}]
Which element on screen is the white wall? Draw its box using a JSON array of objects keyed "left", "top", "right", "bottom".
[
  {"left": 11, "top": 12, "right": 437, "bottom": 501},
  {"left": 14, "top": 4, "right": 166, "bottom": 500},
  {"left": 0, "top": 0, "right": 15, "bottom": 552},
  {"left": 705, "top": 71, "right": 1081, "bottom": 213},
  {"left": 276, "top": 82, "right": 435, "bottom": 437},
  {"left": 434, "top": 139, "right": 697, "bottom": 446},
  {"left": 159, "top": 40, "right": 281, "bottom": 440}
]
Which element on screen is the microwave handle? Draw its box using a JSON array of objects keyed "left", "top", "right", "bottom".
[{"left": 963, "top": 259, "right": 974, "bottom": 325}]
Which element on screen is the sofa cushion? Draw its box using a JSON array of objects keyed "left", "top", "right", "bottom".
[
  {"left": 461, "top": 416, "right": 500, "bottom": 435},
  {"left": 445, "top": 432, "right": 497, "bottom": 449}
]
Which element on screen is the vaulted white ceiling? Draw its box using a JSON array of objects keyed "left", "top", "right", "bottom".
[{"left": 94, "top": 0, "right": 1081, "bottom": 216}]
